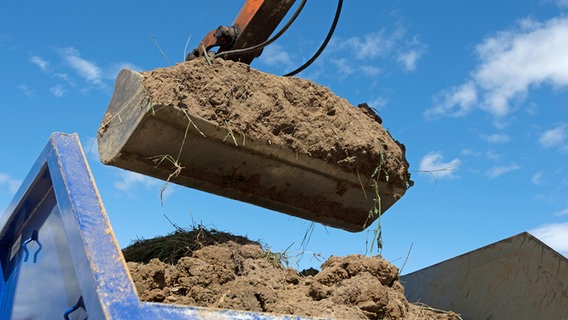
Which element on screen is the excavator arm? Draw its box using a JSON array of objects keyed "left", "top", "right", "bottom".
[
  {"left": 97, "top": 0, "right": 409, "bottom": 233},
  {"left": 186, "top": 0, "right": 296, "bottom": 64}
]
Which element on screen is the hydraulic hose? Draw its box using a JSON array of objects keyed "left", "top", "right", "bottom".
[
  {"left": 214, "top": 0, "right": 308, "bottom": 59},
  {"left": 284, "top": 0, "right": 343, "bottom": 76}
]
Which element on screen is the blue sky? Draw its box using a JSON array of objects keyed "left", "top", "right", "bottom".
[{"left": 2, "top": 1, "right": 568, "bottom": 274}]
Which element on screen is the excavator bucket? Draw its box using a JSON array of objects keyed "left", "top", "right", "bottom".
[{"left": 97, "top": 59, "right": 410, "bottom": 232}]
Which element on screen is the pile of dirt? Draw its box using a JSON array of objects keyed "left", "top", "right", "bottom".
[
  {"left": 140, "top": 58, "right": 410, "bottom": 192},
  {"left": 125, "top": 228, "right": 459, "bottom": 320}
]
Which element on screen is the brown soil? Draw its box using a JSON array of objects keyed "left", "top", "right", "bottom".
[
  {"left": 140, "top": 58, "right": 410, "bottom": 192},
  {"left": 125, "top": 228, "right": 459, "bottom": 320},
  {"left": 123, "top": 59, "right": 435, "bottom": 318}
]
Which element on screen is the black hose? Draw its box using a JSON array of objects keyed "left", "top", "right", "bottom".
[
  {"left": 284, "top": 0, "right": 343, "bottom": 76},
  {"left": 214, "top": 0, "right": 308, "bottom": 59}
]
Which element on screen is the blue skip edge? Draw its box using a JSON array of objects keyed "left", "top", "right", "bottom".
[{"left": 0, "top": 133, "right": 316, "bottom": 320}]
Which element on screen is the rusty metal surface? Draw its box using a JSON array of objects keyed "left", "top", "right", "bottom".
[
  {"left": 98, "top": 69, "right": 406, "bottom": 232},
  {"left": 185, "top": 26, "right": 237, "bottom": 61},
  {"left": 228, "top": 0, "right": 295, "bottom": 63},
  {"left": 402, "top": 232, "right": 568, "bottom": 320},
  {"left": 187, "top": 0, "right": 296, "bottom": 63}
]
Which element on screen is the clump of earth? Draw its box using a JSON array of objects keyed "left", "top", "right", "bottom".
[
  {"left": 118, "top": 56, "right": 441, "bottom": 318},
  {"left": 124, "top": 227, "right": 460, "bottom": 320},
  {"left": 139, "top": 57, "right": 411, "bottom": 192}
]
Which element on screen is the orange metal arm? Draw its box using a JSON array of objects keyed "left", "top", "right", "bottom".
[
  {"left": 232, "top": 0, "right": 265, "bottom": 30},
  {"left": 186, "top": 0, "right": 296, "bottom": 64}
]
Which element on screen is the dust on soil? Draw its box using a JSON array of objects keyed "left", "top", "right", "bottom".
[
  {"left": 140, "top": 58, "right": 410, "bottom": 192},
  {"left": 125, "top": 227, "right": 460, "bottom": 320}
]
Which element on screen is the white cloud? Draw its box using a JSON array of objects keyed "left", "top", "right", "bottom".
[
  {"left": 25, "top": 47, "right": 138, "bottom": 97},
  {"left": 344, "top": 29, "right": 396, "bottom": 60},
  {"left": 460, "top": 148, "right": 481, "bottom": 157},
  {"left": 484, "top": 133, "right": 511, "bottom": 144},
  {"left": 259, "top": 44, "right": 293, "bottom": 68},
  {"left": 397, "top": 50, "right": 421, "bottom": 72},
  {"left": 530, "top": 222, "right": 568, "bottom": 254},
  {"left": 368, "top": 96, "right": 388, "bottom": 110},
  {"left": 59, "top": 47, "right": 103, "bottom": 86},
  {"left": 486, "top": 163, "right": 521, "bottom": 178},
  {"left": 554, "top": 207, "right": 568, "bottom": 216},
  {"left": 0, "top": 173, "right": 21, "bottom": 194},
  {"left": 114, "top": 170, "right": 176, "bottom": 202},
  {"left": 330, "top": 24, "right": 425, "bottom": 73},
  {"left": 50, "top": 85, "right": 65, "bottom": 98},
  {"left": 553, "top": 0, "right": 568, "bottom": 8},
  {"left": 426, "top": 17, "right": 568, "bottom": 118},
  {"left": 54, "top": 73, "right": 76, "bottom": 88},
  {"left": 425, "top": 82, "right": 478, "bottom": 119},
  {"left": 18, "top": 84, "right": 35, "bottom": 97},
  {"left": 532, "top": 171, "right": 544, "bottom": 185},
  {"left": 55, "top": 72, "right": 72, "bottom": 82},
  {"left": 114, "top": 171, "right": 159, "bottom": 192},
  {"left": 330, "top": 58, "right": 355, "bottom": 76},
  {"left": 30, "top": 56, "right": 48, "bottom": 72},
  {"left": 359, "top": 65, "right": 382, "bottom": 76},
  {"left": 329, "top": 59, "right": 384, "bottom": 78},
  {"left": 486, "top": 150, "right": 503, "bottom": 162},
  {"left": 538, "top": 125, "right": 566, "bottom": 150},
  {"left": 419, "top": 152, "right": 461, "bottom": 179}
]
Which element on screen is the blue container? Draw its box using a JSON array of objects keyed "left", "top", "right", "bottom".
[{"left": 0, "top": 133, "right": 311, "bottom": 320}]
